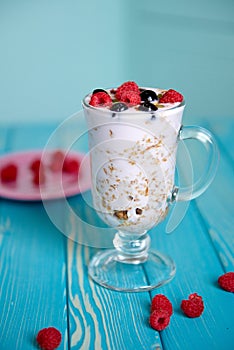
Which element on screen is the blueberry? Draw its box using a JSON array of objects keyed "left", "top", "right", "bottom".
[
  {"left": 110, "top": 102, "right": 128, "bottom": 112},
  {"left": 138, "top": 102, "right": 158, "bottom": 112},
  {"left": 92, "top": 88, "right": 108, "bottom": 94},
  {"left": 140, "top": 89, "right": 158, "bottom": 103}
]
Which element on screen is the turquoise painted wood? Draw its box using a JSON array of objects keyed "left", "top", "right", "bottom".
[{"left": 0, "top": 119, "right": 233, "bottom": 350}]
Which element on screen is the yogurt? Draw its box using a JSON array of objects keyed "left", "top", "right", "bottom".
[{"left": 83, "top": 85, "right": 185, "bottom": 233}]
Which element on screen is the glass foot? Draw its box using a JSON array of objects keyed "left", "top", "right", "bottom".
[{"left": 88, "top": 249, "right": 176, "bottom": 292}]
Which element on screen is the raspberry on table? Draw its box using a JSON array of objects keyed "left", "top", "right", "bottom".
[
  {"left": 151, "top": 294, "right": 173, "bottom": 316},
  {"left": 159, "top": 89, "right": 183, "bottom": 103},
  {"left": 149, "top": 309, "right": 171, "bottom": 331},
  {"left": 36, "top": 327, "right": 62, "bottom": 350},
  {"left": 218, "top": 272, "right": 234, "bottom": 292},
  {"left": 89, "top": 91, "right": 112, "bottom": 107},
  {"left": 181, "top": 293, "right": 204, "bottom": 318},
  {"left": 115, "top": 81, "right": 140, "bottom": 100},
  {"left": 118, "top": 90, "right": 141, "bottom": 106},
  {"left": 0, "top": 163, "right": 18, "bottom": 183}
]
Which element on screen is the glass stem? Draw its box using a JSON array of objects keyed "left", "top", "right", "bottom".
[{"left": 113, "top": 231, "right": 150, "bottom": 263}]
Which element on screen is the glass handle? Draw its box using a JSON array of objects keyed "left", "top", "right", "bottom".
[{"left": 174, "top": 125, "right": 219, "bottom": 202}]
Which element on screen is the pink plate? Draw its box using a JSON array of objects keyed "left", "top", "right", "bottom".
[{"left": 0, "top": 150, "right": 91, "bottom": 201}]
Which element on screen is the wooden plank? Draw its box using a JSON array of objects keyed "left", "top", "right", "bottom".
[
  {"left": 0, "top": 126, "right": 68, "bottom": 349},
  {"left": 0, "top": 127, "right": 9, "bottom": 154},
  {"left": 6, "top": 118, "right": 89, "bottom": 154},
  {"left": 145, "top": 118, "right": 233, "bottom": 349},
  {"left": 194, "top": 119, "right": 234, "bottom": 271},
  {"left": 148, "top": 204, "right": 234, "bottom": 350},
  {"left": 5, "top": 123, "right": 58, "bottom": 151},
  {"left": 0, "top": 201, "right": 68, "bottom": 350},
  {"left": 1, "top": 120, "right": 232, "bottom": 349},
  {"left": 66, "top": 241, "right": 163, "bottom": 350}
]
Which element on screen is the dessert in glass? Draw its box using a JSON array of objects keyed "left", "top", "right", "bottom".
[{"left": 82, "top": 82, "right": 218, "bottom": 292}]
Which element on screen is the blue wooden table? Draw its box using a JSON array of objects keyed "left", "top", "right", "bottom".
[{"left": 0, "top": 116, "right": 233, "bottom": 350}]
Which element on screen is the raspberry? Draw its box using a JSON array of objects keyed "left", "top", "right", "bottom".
[
  {"left": 0, "top": 163, "right": 18, "bottom": 183},
  {"left": 62, "top": 157, "right": 80, "bottom": 175},
  {"left": 181, "top": 293, "right": 204, "bottom": 318},
  {"left": 32, "top": 169, "right": 46, "bottom": 186},
  {"left": 50, "top": 150, "right": 65, "bottom": 172},
  {"left": 36, "top": 327, "right": 62, "bottom": 350},
  {"left": 149, "top": 309, "right": 171, "bottom": 331},
  {"left": 218, "top": 272, "right": 234, "bottom": 292},
  {"left": 151, "top": 294, "right": 173, "bottom": 316},
  {"left": 30, "top": 158, "right": 45, "bottom": 173},
  {"left": 118, "top": 90, "right": 141, "bottom": 106},
  {"left": 89, "top": 91, "right": 112, "bottom": 107},
  {"left": 115, "top": 81, "right": 140, "bottom": 100},
  {"left": 159, "top": 89, "right": 183, "bottom": 103}
]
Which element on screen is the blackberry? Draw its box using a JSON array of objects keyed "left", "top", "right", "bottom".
[
  {"left": 140, "top": 89, "right": 158, "bottom": 103},
  {"left": 92, "top": 88, "right": 108, "bottom": 94},
  {"left": 138, "top": 102, "right": 158, "bottom": 112},
  {"left": 110, "top": 102, "right": 128, "bottom": 112}
]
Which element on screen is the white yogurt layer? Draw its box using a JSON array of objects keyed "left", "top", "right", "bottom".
[{"left": 83, "top": 87, "right": 185, "bottom": 233}]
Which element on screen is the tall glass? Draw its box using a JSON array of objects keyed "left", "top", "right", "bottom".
[{"left": 82, "top": 92, "right": 218, "bottom": 292}]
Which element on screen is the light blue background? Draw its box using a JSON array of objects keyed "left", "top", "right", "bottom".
[{"left": 0, "top": 0, "right": 233, "bottom": 125}]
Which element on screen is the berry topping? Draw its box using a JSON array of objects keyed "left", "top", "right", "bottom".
[
  {"left": 218, "top": 272, "right": 234, "bottom": 292},
  {"left": 110, "top": 102, "right": 128, "bottom": 112},
  {"left": 115, "top": 81, "right": 140, "bottom": 100},
  {"left": 36, "top": 327, "right": 62, "bottom": 350},
  {"left": 138, "top": 102, "right": 158, "bottom": 112},
  {"left": 181, "top": 293, "right": 204, "bottom": 318},
  {"left": 89, "top": 91, "right": 112, "bottom": 107},
  {"left": 149, "top": 309, "right": 171, "bottom": 331},
  {"left": 140, "top": 89, "right": 158, "bottom": 103},
  {"left": 92, "top": 88, "right": 108, "bottom": 94},
  {"left": 0, "top": 163, "right": 18, "bottom": 183},
  {"left": 159, "top": 89, "right": 183, "bottom": 103},
  {"left": 151, "top": 294, "right": 173, "bottom": 316},
  {"left": 118, "top": 90, "right": 141, "bottom": 106}
]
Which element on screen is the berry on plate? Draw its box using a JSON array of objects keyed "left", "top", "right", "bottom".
[
  {"left": 89, "top": 91, "right": 112, "bottom": 107},
  {"left": 30, "top": 158, "right": 45, "bottom": 173},
  {"left": 49, "top": 150, "right": 65, "bottom": 172},
  {"left": 159, "top": 89, "right": 183, "bottom": 103},
  {"left": 218, "top": 272, "right": 234, "bottom": 292},
  {"left": 32, "top": 169, "right": 46, "bottom": 186},
  {"left": 0, "top": 163, "right": 18, "bottom": 183},
  {"left": 181, "top": 293, "right": 204, "bottom": 318},
  {"left": 62, "top": 157, "right": 80, "bottom": 175}
]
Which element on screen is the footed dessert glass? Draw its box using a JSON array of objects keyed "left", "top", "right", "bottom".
[{"left": 83, "top": 89, "right": 218, "bottom": 292}]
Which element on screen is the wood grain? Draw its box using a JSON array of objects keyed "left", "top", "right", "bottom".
[{"left": 0, "top": 121, "right": 233, "bottom": 349}]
